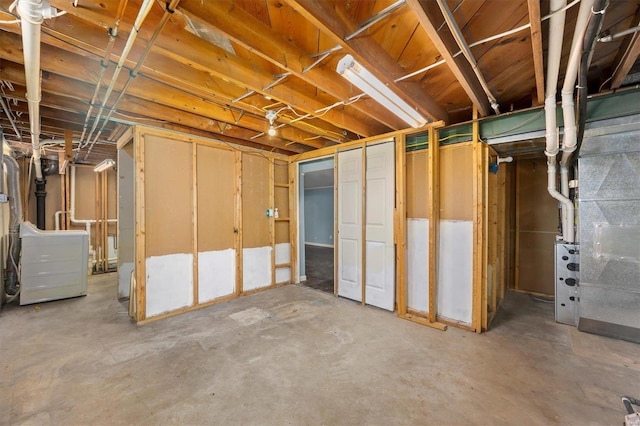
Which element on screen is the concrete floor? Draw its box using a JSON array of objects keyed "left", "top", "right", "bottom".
[{"left": 1, "top": 274, "right": 638, "bottom": 425}]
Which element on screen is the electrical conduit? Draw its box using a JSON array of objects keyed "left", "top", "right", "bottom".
[{"left": 83, "top": 0, "right": 156, "bottom": 146}]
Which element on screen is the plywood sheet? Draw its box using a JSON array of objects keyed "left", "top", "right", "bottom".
[
  {"left": 242, "top": 153, "right": 270, "bottom": 248},
  {"left": 274, "top": 160, "right": 288, "bottom": 184},
  {"left": 275, "top": 221, "right": 289, "bottom": 244},
  {"left": 275, "top": 186, "right": 289, "bottom": 215},
  {"left": 406, "top": 150, "right": 428, "bottom": 219},
  {"left": 516, "top": 158, "right": 558, "bottom": 295},
  {"left": 517, "top": 159, "right": 558, "bottom": 231},
  {"left": 144, "top": 135, "right": 193, "bottom": 257},
  {"left": 440, "top": 144, "right": 473, "bottom": 221},
  {"left": 74, "top": 165, "right": 97, "bottom": 221},
  {"left": 197, "top": 145, "right": 236, "bottom": 251},
  {"left": 517, "top": 232, "right": 556, "bottom": 294}
]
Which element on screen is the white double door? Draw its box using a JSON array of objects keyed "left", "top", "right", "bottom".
[{"left": 337, "top": 142, "right": 395, "bottom": 311}]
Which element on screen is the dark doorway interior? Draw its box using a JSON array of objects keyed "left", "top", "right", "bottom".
[{"left": 301, "top": 245, "right": 334, "bottom": 293}]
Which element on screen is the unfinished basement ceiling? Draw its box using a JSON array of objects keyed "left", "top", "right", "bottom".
[{"left": 0, "top": 0, "right": 638, "bottom": 162}]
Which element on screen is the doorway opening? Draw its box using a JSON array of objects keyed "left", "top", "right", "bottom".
[{"left": 298, "top": 158, "right": 335, "bottom": 294}]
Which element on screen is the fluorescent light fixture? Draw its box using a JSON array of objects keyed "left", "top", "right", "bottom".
[
  {"left": 336, "top": 54, "right": 428, "bottom": 128},
  {"left": 93, "top": 158, "right": 116, "bottom": 173}
]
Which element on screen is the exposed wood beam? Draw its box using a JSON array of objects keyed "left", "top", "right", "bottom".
[
  {"left": 177, "top": 0, "right": 402, "bottom": 131},
  {"left": 48, "top": 0, "right": 378, "bottom": 138},
  {"left": 33, "top": 16, "right": 351, "bottom": 143},
  {"left": 0, "top": 63, "right": 308, "bottom": 154},
  {"left": 284, "top": 0, "right": 449, "bottom": 124},
  {"left": 611, "top": 25, "right": 640, "bottom": 89},
  {"left": 527, "top": 0, "right": 545, "bottom": 105},
  {"left": 407, "top": 0, "right": 491, "bottom": 116},
  {"left": 0, "top": 32, "right": 325, "bottom": 149}
]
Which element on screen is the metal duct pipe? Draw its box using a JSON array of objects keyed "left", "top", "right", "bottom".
[
  {"left": 3, "top": 155, "right": 23, "bottom": 297},
  {"left": 560, "top": 0, "right": 595, "bottom": 167}
]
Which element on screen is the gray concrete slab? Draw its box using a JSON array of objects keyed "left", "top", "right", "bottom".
[{"left": 0, "top": 273, "right": 638, "bottom": 425}]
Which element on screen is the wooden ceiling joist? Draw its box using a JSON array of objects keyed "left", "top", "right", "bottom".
[
  {"left": 611, "top": 24, "right": 640, "bottom": 89},
  {"left": 527, "top": 0, "right": 545, "bottom": 105},
  {"left": 406, "top": 0, "right": 491, "bottom": 117},
  {"left": 176, "top": 0, "right": 404, "bottom": 131},
  {"left": 284, "top": 0, "right": 450, "bottom": 124}
]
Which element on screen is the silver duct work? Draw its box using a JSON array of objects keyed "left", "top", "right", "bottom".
[{"left": 3, "top": 155, "right": 23, "bottom": 297}]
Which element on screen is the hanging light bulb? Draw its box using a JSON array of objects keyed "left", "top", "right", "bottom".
[{"left": 265, "top": 109, "right": 278, "bottom": 137}]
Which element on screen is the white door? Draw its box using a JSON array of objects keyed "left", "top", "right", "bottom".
[
  {"left": 365, "top": 142, "right": 395, "bottom": 311},
  {"left": 337, "top": 148, "right": 362, "bottom": 302}
]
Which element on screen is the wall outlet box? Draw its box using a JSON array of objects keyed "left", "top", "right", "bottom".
[{"left": 0, "top": 193, "right": 8, "bottom": 203}]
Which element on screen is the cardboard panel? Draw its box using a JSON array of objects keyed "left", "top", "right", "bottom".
[
  {"left": 144, "top": 135, "right": 193, "bottom": 257},
  {"left": 516, "top": 158, "right": 558, "bottom": 295},
  {"left": 517, "top": 232, "right": 556, "bottom": 294},
  {"left": 406, "top": 150, "right": 428, "bottom": 219},
  {"left": 274, "top": 187, "right": 289, "bottom": 215},
  {"left": 74, "top": 165, "right": 97, "bottom": 221},
  {"left": 242, "top": 153, "right": 270, "bottom": 248},
  {"left": 197, "top": 145, "right": 235, "bottom": 252},
  {"left": 440, "top": 144, "right": 473, "bottom": 221},
  {"left": 275, "top": 221, "right": 289, "bottom": 244},
  {"left": 274, "top": 160, "right": 288, "bottom": 184},
  {"left": 517, "top": 159, "right": 558, "bottom": 231}
]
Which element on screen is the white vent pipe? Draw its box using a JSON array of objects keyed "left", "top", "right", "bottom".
[
  {"left": 66, "top": 165, "right": 117, "bottom": 234},
  {"left": 560, "top": 0, "right": 595, "bottom": 167},
  {"left": 544, "top": 0, "right": 575, "bottom": 243},
  {"left": 16, "top": 0, "right": 58, "bottom": 180}
]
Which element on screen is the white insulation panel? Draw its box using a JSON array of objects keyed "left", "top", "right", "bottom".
[
  {"left": 438, "top": 220, "right": 473, "bottom": 325},
  {"left": 275, "top": 243, "right": 291, "bottom": 265},
  {"left": 276, "top": 267, "right": 291, "bottom": 283},
  {"left": 275, "top": 243, "right": 291, "bottom": 284},
  {"left": 242, "top": 246, "right": 272, "bottom": 291},
  {"left": 407, "top": 219, "right": 429, "bottom": 313},
  {"left": 198, "top": 248, "right": 236, "bottom": 303},
  {"left": 118, "top": 261, "right": 134, "bottom": 299},
  {"left": 146, "top": 253, "right": 193, "bottom": 318}
]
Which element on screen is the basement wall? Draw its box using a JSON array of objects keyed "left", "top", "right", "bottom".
[
  {"left": 405, "top": 149, "right": 428, "bottom": 314},
  {"left": 515, "top": 158, "right": 558, "bottom": 295},
  {"left": 438, "top": 143, "right": 474, "bottom": 325},
  {"left": 18, "top": 160, "right": 117, "bottom": 263},
  {"left": 124, "top": 126, "right": 291, "bottom": 322},
  {"left": 404, "top": 141, "right": 474, "bottom": 326}
]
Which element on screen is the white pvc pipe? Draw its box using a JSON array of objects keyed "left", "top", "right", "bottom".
[
  {"left": 560, "top": 0, "right": 595, "bottom": 166},
  {"left": 69, "top": 166, "right": 117, "bottom": 240},
  {"left": 544, "top": 0, "right": 566, "bottom": 161},
  {"left": 548, "top": 163, "right": 574, "bottom": 243},
  {"left": 544, "top": 0, "right": 575, "bottom": 243},
  {"left": 18, "top": 0, "right": 46, "bottom": 180}
]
